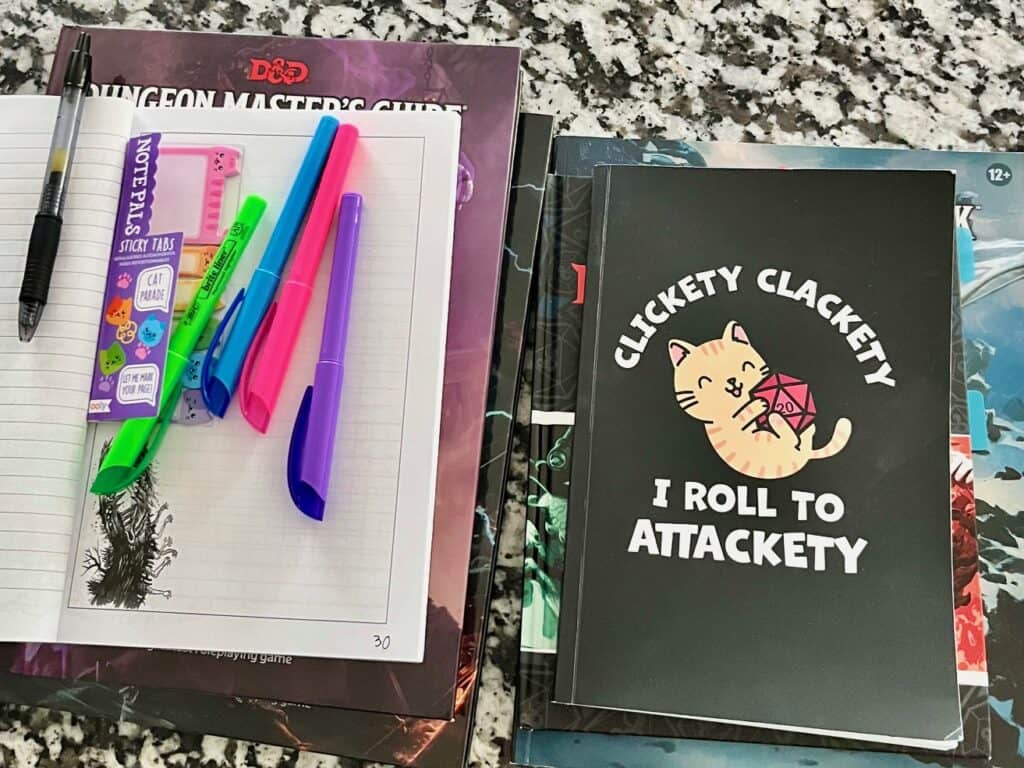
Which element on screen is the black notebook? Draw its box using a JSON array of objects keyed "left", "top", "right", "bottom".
[{"left": 554, "top": 166, "right": 961, "bottom": 749}]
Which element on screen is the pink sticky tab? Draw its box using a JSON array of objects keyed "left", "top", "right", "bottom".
[{"left": 150, "top": 145, "right": 241, "bottom": 245}]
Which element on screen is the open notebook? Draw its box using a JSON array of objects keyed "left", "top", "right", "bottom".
[{"left": 0, "top": 96, "right": 459, "bottom": 662}]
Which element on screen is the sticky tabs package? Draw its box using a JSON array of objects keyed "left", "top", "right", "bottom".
[
  {"left": 89, "top": 133, "right": 241, "bottom": 420},
  {"left": 88, "top": 232, "right": 181, "bottom": 421}
]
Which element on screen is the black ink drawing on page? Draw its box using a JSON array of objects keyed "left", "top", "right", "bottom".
[{"left": 83, "top": 441, "right": 178, "bottom": 608}]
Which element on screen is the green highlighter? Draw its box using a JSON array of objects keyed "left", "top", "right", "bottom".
[{"left": 91, "top": 195, "right": 267, "bottom": 496}]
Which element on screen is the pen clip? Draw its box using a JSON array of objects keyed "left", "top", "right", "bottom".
[
  {"left": 286, "top": 385, "right": 316, "bottom": 516},
  {"left": 200, "top": 287, "right": 246, "bottom": 417},
  {"left": 238, "top": 300, "right": 277, "bottom": 430},
  {"left": 96, "top": 383, "right": 185, "bottom": 496}
]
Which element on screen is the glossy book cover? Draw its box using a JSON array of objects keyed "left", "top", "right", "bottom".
[
  {"left": 0, "top": 108, "right": 551, "bottom": 768},
  {"left": 515, "top": 166, "right": 987, "bottom": 768},
  {"left": 15, "top": 24, "right": 521, "bottom": 722},
  {"left": 0, "top": 26, "right": 528, "bottom": 768},
  {"left": 527, "top": 136, "right": 1017, "bottom": 768}
]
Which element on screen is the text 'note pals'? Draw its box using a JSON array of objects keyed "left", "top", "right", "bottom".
[{"left": 89, "top": 135, "right": 184, "bottom": 421}]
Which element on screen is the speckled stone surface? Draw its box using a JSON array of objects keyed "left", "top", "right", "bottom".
[{"left": 2, "top": 2, "right": 1024, "bottom": 766}]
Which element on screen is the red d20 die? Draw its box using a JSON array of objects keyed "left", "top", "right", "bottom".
[{"left": 751, "top": 373, "right": 816, "bottom": 434}]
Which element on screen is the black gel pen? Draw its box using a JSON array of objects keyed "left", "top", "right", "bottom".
[{"left": 19, "top": 31, "right": 92, "bottom": 342}]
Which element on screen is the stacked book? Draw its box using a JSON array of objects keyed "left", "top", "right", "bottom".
[
  {"left": 0, "top": 25, "right": 551, "bottom": 768},
  {"left": 513, "top": 138, "right": 1024, "bottom": 768}
]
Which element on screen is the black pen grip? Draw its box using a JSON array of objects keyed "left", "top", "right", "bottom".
[{"left": 19, "top": 213, "right": 63, "bottom": 305}]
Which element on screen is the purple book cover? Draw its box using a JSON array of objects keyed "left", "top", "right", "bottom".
[
  {"left": 9, "top": 26, "right": 521, "bottom": 722},
  {"left": 0, "top": 110, "right": 553, "bottom": 768},
  {"left": 88, "top": 134, "right": 180, "bottom": 422}
]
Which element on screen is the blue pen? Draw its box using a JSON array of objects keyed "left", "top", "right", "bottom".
[{"left": 201, "top": 116, "right": 340, "bottom": 417}]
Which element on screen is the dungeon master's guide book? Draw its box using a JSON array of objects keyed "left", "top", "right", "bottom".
[
  {"left": 554, "top": 167, "right": 962, "bottom": 748},
  {"left": 0, "top": 25, "right": 540, "bottom": 768},
  {"left": 26, "top": 24, "right": 520, "bottom": 720}
]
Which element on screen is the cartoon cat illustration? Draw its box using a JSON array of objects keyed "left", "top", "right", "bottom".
[
  {"left": 104, "top": 295, "right": 133, "bottom": 327},
  {"left": 138, "top": 315, "right": 167, "bottom": 348},
  {"left": 669, "top": 321, "right": 851, "bottom": 479},
  {"left": 172, "top": 389, "right": 212, "bottom": 425},
  {"left": 98, "top": 342, "right": 126, "bottom": 376},
  {"left": 182, "top": 351, "right": 205, "bottom": 390}
]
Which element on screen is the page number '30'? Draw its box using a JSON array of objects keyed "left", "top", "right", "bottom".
[{"left": 373, "top": 634, "right": 391, "bottom": 650}]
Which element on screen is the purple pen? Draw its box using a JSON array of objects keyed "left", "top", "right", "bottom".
[{"left": 287, "top": 193, "right": 362, "bottom": 520}]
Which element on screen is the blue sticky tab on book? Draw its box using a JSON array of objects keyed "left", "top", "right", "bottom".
[
  {"left": 967, "top": 389, "right": 988, "bottom": 451},
  {"left": 957, "top": 226, "right": 975, "bottom": 285}
]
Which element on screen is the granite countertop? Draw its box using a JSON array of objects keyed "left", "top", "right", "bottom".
[{"left": 2, "top": 2, "right": 1024, "bottom": 767}]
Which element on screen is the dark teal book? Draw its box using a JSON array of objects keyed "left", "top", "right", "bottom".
[
  {"left": 520, "top": 175, "right": 593, "bottom": 656},
  {"left": 514, "top": 163, "right": 993, "bottom": 768},
  {"left": 514, "top": 136, "right": 1004, "bottom": 768}
]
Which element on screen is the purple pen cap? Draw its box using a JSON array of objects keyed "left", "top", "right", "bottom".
[
  {"left": 287, "top": 385, "right": 323, "bottom": 518},
  {"left": 286, "top": 193, "right": 363, "bottom": 520}
]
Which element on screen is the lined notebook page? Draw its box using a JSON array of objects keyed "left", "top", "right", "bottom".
[
  {"left": 61, "top": 109, "right": 458, "bottom": 661},
  {"left": 0, "top": 96, "right": 134, "bottom": 641}
]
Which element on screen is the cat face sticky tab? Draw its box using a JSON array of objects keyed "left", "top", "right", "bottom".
[
  {"left": 105, "top": 295, "right": 133, "bottom": 326},
  {"left": 182, "top": 350, "right": 206, "bottom": 390},
  {"left": 172, "top": 388, "right": 214, "bottom": 426},
  {"left": 99, "top": 342, "right": 126, "bottom": 376},
  {"left": 179, "top": 244, "right": 219, "bottom": 278},
  {"left": 89, "top": 217, "right": 182, "bottom": 422},
  {"left": 138, "top": 315, "right": 167, "bottom": 348},
  {"left": 149, "top": 145, "right": 242, "bottom": 245}
]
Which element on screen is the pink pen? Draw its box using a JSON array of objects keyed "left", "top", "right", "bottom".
[{"left": 239, "top": 123, "right": 359, "bottom": 433}]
